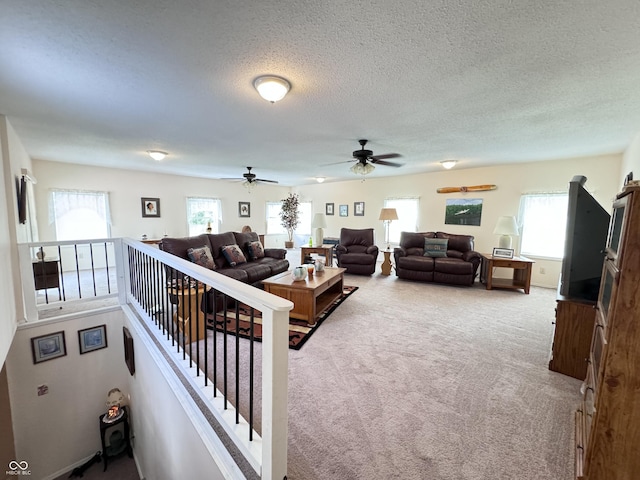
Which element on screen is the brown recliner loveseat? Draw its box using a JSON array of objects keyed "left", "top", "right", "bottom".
[
  {"left": 393, "top": 231, "right": 482, "bottom": 286},
  {"left": 160, "top": 231, "right": 289, "bottom": 313},
  {"left": 336, "top": 227, "right": 379, "bottom": 275}
]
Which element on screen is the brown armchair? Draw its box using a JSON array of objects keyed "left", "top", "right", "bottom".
[{"left": 336, "top": 228, "right": 379, "bottom": 275}]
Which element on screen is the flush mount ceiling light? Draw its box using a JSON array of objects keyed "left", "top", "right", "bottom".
[
  {"left": 316, "top": 177, "right": 326, "bottom": 183},
  {"left": 253, "top": 75, "right": 291, "bottom": 103},
  {"left": 440, "top": 160, "right": 457, "bottom": 169},
  {"left": 147, "top": 150, "right": 168, "bottom": 161}
]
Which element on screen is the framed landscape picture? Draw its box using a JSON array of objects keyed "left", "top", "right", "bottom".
[
  {"left": 78, "top": 324, "right": 108, "bottom": 354},
  {"left": 31, "top": 331, "right": 67, "bottom": 364},
  {"left": 444, "top": 198, "right": 483, "bottom": 226},
  {"left": 339, "top": 204, "right": 348, "bottom": 217}
]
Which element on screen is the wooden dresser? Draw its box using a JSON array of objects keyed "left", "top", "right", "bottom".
[{"left": 574, "top": 185, "right": 640, "bottom": 479}]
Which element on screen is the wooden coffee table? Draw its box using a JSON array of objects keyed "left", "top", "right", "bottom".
[{"left": 262, "top": 267, "right": 346, "bottom": 325}]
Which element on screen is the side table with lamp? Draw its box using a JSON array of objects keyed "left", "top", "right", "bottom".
[
  {"left": 379, "top": 208, "right": 398, "bottom": 275},
  {"left": 99, "top": 388, "right": 132, "bottom": 472}
]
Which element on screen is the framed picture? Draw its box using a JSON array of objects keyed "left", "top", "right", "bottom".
[
  {"left": 141, "top": 197, "right": 160, "bottom": 217},
  {"left": 339, "top": 204, "right": 348, "bottom": 217},
  {"left": 493, "top": 247, "right": 514, "bottom": 259},
  {"left": 239, "top": 201, "right": 250, "bottom": 217},
  {"left": 444, "top": 198, "right": 483, "bottom": 226},
  {"left": 326, "top": 203, "right": 334, "bottom": 216},
  {"left": 354, "top": 201, "right": 365, "bottom": 216},
  {"left": 123, "top": 327, "right": 135, "bottom": 375},
  {"left": 78, "top": 324, "right": 108, "bottom": 354},
  {"left": 31, "top": 331, "right": 67, "bottom": 364}
]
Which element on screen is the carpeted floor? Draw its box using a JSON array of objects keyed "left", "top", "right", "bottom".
[{"left": 199, "top": 268, "right": 581, "bottom": 480}]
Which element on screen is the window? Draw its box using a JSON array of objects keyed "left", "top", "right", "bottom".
[
  {"left": 518, "top": 193, "right": 568, "bottom": 258},
  {"left": 186, "top": 197, "right": 221, "bottom": 236},
  {"left": 50, "top": 190, "right": 111, "bottom": 240},
  {"left": 384, "top": 198, "right": 420, "bottom": 245},
  {"left": 265, "top": 200, "right": 312, "bottom": 236}
]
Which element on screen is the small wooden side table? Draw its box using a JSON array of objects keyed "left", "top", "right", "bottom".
[
  {"left": 381, "top": 249, "right": 393, "bottom": 275},
  {"left": 300, "top": 245, "right": 334, "bottom": 267},
  {"left": 168, "top": 284, "right": 208, "bottom": 342},
  {"left": 480, "top": 253, "right": 535, "bottom": 294}
]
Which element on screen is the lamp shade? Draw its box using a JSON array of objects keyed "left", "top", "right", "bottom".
[
  {"left": 379, "top": 208, "right": 399, "bottom": 221},
  {"left": 493, "top": 216, "right": 519, "bottom": 236},
  {"left": 493, "top": 216, "right": 519, "bottom": 249},
  {"left": 311, "top": 213, "right": 327, "bottom": 228}
]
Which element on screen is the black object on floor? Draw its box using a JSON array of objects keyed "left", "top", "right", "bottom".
[{"left": 68, "top": 451, "right": 101, "bottom": 478}]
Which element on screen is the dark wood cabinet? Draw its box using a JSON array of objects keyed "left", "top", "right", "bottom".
[
  {"left": 574, "top": 185, "right": 640, "bottom": 480},
  {"left": 32, "top": 259, "right": 60, "bottom": 291},
  {"left": 549, "top": 294, "right": 595, "bottom": 380}
]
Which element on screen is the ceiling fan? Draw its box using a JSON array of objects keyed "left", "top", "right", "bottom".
[
  {"left": 331, "top": 139, "right": 403, "bottom": 176},
  {"left": 223, "top": 167, "right": 278, "bottom": 191}
]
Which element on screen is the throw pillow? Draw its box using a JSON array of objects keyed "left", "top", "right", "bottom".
[
  {"left": 424, "top": 238, "right": 448, "bottom": 258},
  {"left": 187, "top": 245, "right": 215, "bottom": 270},
  {"left": 221, "top": 244, "right": 247, "bottom": 267},
  {"left": 247, "top": 240, "right": 265, "bottom": 260}
]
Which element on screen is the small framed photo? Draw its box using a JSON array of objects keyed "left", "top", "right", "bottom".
[
  {"left": 239, "top": 201, "right": 250, "bottom": 217},
  {"left": 31, "top": 331, "right": 67, "bottom": 364},
  {"left": 354, "top": 201, "right": 365, "bottom": 216},
  {"left": 141, "top": 197, "right": 160, "bottom": 217},
  {"left": 78, "top": 324, "right": 108, "bottom": 354},
  {"left": 326, "top": 203, "right": 334, "bottom": 216},
  {"left": 339, "top": 204, "right": 348, "bottom": 217},
  {"left": 492, "top": 247, "right": 514, "bottom": 259}
]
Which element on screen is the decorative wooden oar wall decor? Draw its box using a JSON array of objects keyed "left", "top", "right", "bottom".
[{"left": 436, "top": 184, "right": 497, "bottom": 194}]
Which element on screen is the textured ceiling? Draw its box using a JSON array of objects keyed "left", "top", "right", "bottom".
[{"left": 1, "top": 1, "right": 640, "bottom": 185}]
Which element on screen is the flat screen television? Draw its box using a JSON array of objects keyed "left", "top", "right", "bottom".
[{"left": 559, "top": 175, "right": 610, "bottom": 301}]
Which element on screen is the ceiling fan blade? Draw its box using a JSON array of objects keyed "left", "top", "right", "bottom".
[
  {"left": 256, "top": 178, "right": 279, "bottom": 184},
  {"left": 323, "top": 160, "right": 357, "bottom": 166},
  {"left": 370, "top": 158, "right": 404, "bottom": 167},
  {"left": 370, "top": 153, "right": 401, "bottom": 161}
]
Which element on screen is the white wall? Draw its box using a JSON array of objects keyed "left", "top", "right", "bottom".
[
  {"left": 32, "top": 159, "right": 292, "bottom": 246},
  {"left": 622, "top": 130, "right": 640, "bottom": 184},
  {"left": 0, "top": 116, "right": 34, "bottom": 366},
  {"left": 6, "top": 309, "right": 129, "bottom": 479},
  {"left": 294, "top": 153, "right": 621, "bottom": 288}
]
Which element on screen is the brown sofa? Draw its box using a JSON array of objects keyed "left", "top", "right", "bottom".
[
  {"left": 393, "top": 231, "right": 482, "bottom": 286},
  {"left": 159, "top": 231, "right": 289, "bottom": 285},
  {"left": 160, "top": 231, "right": 289, "bottom": 314}
]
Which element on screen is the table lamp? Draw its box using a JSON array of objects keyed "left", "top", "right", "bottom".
[
  {"left": 311, "top": 213, "right": 327, "bottom": 247},
  {"left": 493, "top": 216, "right": 519, "bottom": 249},
  {"left": 379, "top": 208, "right": 399, "bottom": 250}
]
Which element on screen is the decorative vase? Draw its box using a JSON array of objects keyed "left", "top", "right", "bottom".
[
  {"left": 292, "top": 266, "right": 308, "bottom": 281},
  {"left": 314, "top": 258, "right": 325, "bottom": 273}
]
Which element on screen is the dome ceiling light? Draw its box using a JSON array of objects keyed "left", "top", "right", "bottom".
[
  {"left": 147, "top": 150, "right": 168, "bottom": 161},
  {"left": 253, "top": 75, "right": 291, "bottom": 103}
]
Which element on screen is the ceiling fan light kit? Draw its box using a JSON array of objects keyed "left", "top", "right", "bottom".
[
  {"left": 253, "top": 75, "right": 290, "bottom": 103},
  {"left": 343, "top": 139, "right": 403, "bottom": 178},
  {"left": 147, "top": 150, "right": 168, "bottom": 161},
  {"left": 440, "top": 160, "right": 457, "bottom": 169}
]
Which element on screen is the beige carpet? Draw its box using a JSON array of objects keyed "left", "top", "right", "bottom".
[{"left": 200, "top": 271, "right": 581, "bottom": 480}]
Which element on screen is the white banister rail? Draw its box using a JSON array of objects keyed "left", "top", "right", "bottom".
[
  {"left": 121, "top": 238, "right": 291, "bottom": 479},
  {"left": 18, "top": 237, "right": 291, "bottom": 479}
]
